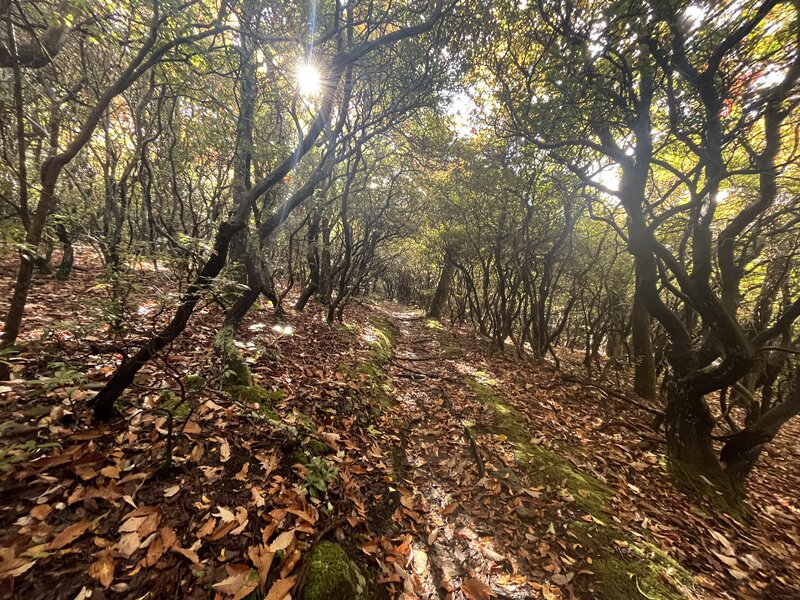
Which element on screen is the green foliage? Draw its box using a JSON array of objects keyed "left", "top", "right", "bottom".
[{"left": 302, "top": 455, "right": 338, "bottom": 499}]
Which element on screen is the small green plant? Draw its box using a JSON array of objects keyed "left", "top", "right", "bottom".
[
  {"left": 39, "top": 362, "right": 86, "bottom": 393},
  {"left": 303, "top": 455, "right": 337, "bottom": 499}
]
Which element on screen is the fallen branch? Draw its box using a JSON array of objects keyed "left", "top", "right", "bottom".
[
  {"left": 562, "top": 374, "right": 665, "bottom": 417},
  {"left": 462, "top": 424, "right": 486, "bottom": 478}
]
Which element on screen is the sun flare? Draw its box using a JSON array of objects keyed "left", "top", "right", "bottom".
[{"left": 297, "top": 62, "right": 321, "bottom": 97}]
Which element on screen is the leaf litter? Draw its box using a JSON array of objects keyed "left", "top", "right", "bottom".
[{"left": 0, "top": 257, "right": 799, "bottom": 599}]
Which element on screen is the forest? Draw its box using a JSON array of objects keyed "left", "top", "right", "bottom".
[{"left": 0, "top": 0, "right": 799, "bottom": 598}]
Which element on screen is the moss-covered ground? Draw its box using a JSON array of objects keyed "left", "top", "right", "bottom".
[{"left": 467, "top": 376, "right": 698, "bottom": 599}]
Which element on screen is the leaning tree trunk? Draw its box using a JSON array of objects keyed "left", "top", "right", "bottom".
[
  {"left": 427, "top": 248, "right": 456, "bottom": 319},
  {"left": 721, "top": 371, "right": 800, "bottom": 491},
  {"left": 92, "top": 220, "right": 244, "bottom": 420}
]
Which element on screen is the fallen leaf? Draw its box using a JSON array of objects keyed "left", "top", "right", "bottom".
[
  {"left": 116, "top": 532, "right": 142, "bottom": 558},
  {"left": 143, "top": 527, "right": 177, "bottom": 567},
  {"left": 246, "top": 544, "right": 275, "bottom": 586},
  {"left": 48, "top": 520, "right": 92, "bottom": 550},
  {"left": 88, "top": 551, "right": 115, "bottom": 588},
  {"left": 269, "top": 530, "right": 295, "bottom": 552},
  {"left": 461, "top": 577, "right": 494, "bottom": 600},
  {"left": 265, "top": 576, "right": 296, "bottom": 600},
  {"left": 213, "top": 569, "right": 259, "bottom": 600},
  {"left": 214, "top": 506, "right": 235, "bottom": 523},
  {"left": 219, "top": 437, "right": 231, "bottom": 463}
]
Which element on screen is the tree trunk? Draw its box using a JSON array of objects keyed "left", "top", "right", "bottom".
[
  {"left": 1, "top": 172, "right": 58, "bottom": 373},
  {"left": 721, "top": 371, "right": 800, "bottom": 490},
  {"left": 664, "top": 381, "right": 739, "bottom": 505},
  {"left": 427, "top": 248, "right": 455, "bottom": 319},
  {"left": 55, "top": 223, "right": 73, "bottom": 280},
  {"left": 295, "top": 209, "right": 321, "bottom": 312},
  {"left": 631, "top": 283, "right": 657, "bottom": 400}
]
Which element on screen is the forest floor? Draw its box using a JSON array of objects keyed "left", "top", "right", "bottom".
[{"left": 1, "top": 250, "right": 799, "bottom": 600}]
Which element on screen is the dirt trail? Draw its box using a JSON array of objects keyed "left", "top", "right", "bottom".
[
  {"left": 377, "top": 305, "right": 564, "bottom": 599},
  {"left": 370, "top": 303, "right": 729, "bottom": 600}
]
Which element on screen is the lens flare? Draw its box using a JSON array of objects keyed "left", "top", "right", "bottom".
[{"left": 297, "top": 63, "right": 321, "bottom": 97}]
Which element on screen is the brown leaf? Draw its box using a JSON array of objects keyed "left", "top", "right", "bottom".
[
  {"left": 247, "top": 545, "right": 275, "bottom": 587},
  {"left": 172, "top": 544, "right": 200, "bottom": 565},
  {"left": 88, "top": 551, "right": 115, "bottom": 588},
  {"left": 143, "top": 527, "right": 177, "bottom": 567},
  {"left": 214, "top": 506, "right": 235, "bottom": 523},
  {"left": 265, "top": 576, "right": 295, "bottom": 600},
  {"left": 48, "top": 520, "right": 92, "bottom": 550},
  {"left": 234, "top": 462, "right": 250, "bottom": 481},
  {"left": 441, "top": 502, "right": 459, "bottom": 516},
  {"left": 269, "top": 530, "right": 295, "bottom": 552},
  {"left": 219, "top": 437, "right": 231, "bottom": 463},
  {"left": 100, "top": 465, "right": 120, "bottom": 479},
  {"left": 461, "top": 577, "right": 494, "bottom": 600},
  {"left": 30, "top": 504, "right": 52, "bottom": 521},
  {"left": 197, "top": 517, "right": 217, "bottom": 539},
  {"left": 116, "top": 532, "right": 142, "bottom": 558},
  {"left": 213, "top": 568, "right": 259, "bottom": 600}
]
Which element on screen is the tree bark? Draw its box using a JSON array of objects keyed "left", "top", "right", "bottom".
[
  {"left": 721, "top": 370, "right": 800, "bottom": 490},
  {"left": 631, "top": 279, "right": 657, "bottom": 400},
  {"left": 427, "top": 248, "right": 455, "bottom": 319}
]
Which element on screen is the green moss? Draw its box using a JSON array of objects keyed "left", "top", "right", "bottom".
[
  {"left": 336, "top": 316, "right": 398, "bottom": 414},
  {"left": 467, "top": 374, "right": 696, "bottom": 599},
  {"left": 229, "top": 384, "right": 282, "bottom": 420},
  {"left": 306, "top": 438, "right": 331, "bottom": 457},
  {"left": 467, "top": 378, "right": 610, "bottom": 514},
  {"left": 666, "top": 459, "right": 745, "bottom": 519},
  {"left": 367, "top": 316, "right": 397, "bottom": 362},
  {"left": 303, "top": 541, "right": 367, "bottom": 600},
  {"left": 424, "top": 319, "right": 461, "bottom": 357},
  {"left": 571, "top": 522, "right": 696, "bottom": 599},
  {"left": 214, "top": 325, "right": 252, "bottom": 387},
  {"left": 425, "top": 319, "right": 444, "bottom": 330},
  {"left": 185, "top": 374, "right": 206, "bottom": 391}
]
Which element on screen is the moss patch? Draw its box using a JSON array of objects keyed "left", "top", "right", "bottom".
[
  {"left": 338, "top": 315, "right": 398, "bottom": 411},
  {"left": 229, "top": 384, "right": 283, "bottom": 420},
  {"left": 468, "top": 377, "right": 697, "bottom": 598},
  {"left": 303, "top": 541, "right": 367, "bottom": 600},
  {"left": 467, "top": 378, "right": 610, "bottom": 514},
  {"left": 571, "top": 522, "right": 696, "bottom": 599},
  {"left": 215, "top": 325, "right": 252, "bottom": 387}
]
